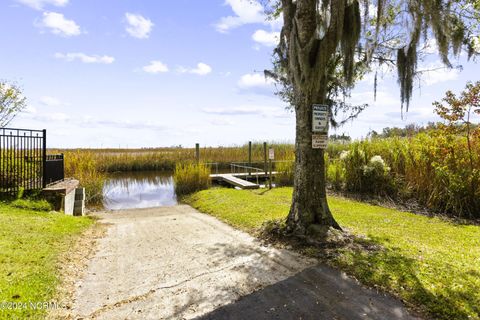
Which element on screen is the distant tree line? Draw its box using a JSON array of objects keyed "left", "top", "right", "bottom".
[{"left": 367, "top": 122, "right": 480, "bottom": 139}]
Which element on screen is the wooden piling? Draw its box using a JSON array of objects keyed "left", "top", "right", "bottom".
[
  {"left": 248, "top": 141, "right": 252, "bottom": 176},
  {"left": 269, "top": 159, "right": 273, "bottom": 189},
  {"left": 263, "top": 142, "right": 267, "bottom": 175},
  {"left": 195, "top": 143, "right": 200, "bottom": 164}
]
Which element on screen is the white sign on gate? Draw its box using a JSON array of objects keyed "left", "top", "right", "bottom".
[
  {"left": 268, "top": 148, "right": 275, "bottom": 160},
  {"left": 312, "top": 134, "right": 328, "bottom": 149},
  {"left": 312, "top": 104, "right": 329, "bottom": 133}
]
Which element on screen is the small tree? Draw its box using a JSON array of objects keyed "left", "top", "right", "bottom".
[
  {"left": 433, "top": 81, "right": 480, "bottom": 171},
  {"left": 0, "top": 81, "right": 27, "bottom": 128}
]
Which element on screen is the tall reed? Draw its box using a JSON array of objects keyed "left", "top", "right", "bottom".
[
  {"left": 58, "top": 142, "right": 296, "bottom": 173},
  {"left": 63, "top": 150, "right": 106, "bottom": 205},
  {"left": 325, "top": 132, "right": 480, "bottom": 218},
  {"left": 174, "top": 163, "right": 211, "bottom": 196}
]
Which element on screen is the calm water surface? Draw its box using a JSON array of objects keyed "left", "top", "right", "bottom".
[{"left": 103, "top": 171, "right": 177, "bottom": 210}]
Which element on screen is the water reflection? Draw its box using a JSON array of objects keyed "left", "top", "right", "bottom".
[{"left": 103, "top": 171, "right": 177, "bottom": 210}]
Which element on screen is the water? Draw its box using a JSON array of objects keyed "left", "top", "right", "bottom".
[{"left": 102, "top": 171, "right": 177, "bottom": 210}]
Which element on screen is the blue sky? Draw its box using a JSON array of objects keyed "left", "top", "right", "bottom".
[{"left": 1, "top": 0, "right": 479, "bottom": 148}]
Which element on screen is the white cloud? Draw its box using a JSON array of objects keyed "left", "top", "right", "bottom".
[
  {"left": 39, "top": 96, "right": 62, "bottom": 107},
  {"left": 17, "top": 0, "right": 68, "bottom": 10},
  {"left": 423, "top": 38, "right": 438, "bottom": 54},
  {"left": 31, "top": 112, "right": 70, "bottom": 122},
  {"left": 177, "top": 63, "right": 212, "bottom": 76},
  {"left": 420, "top": 62, "right": 460, "bottom": 86},
  {"left": 349, "top": 90, "right": 399, "bottom": 108},
  {"left": 237, "top": 73, "right": 275, "bottom": 89},
  {"left": 24, "top": 105, "right": 37, "bottom": 114},
  {"left": 80, "top": 117, "right": 167, "bottom": 131},
  {"left": 24, "top": 112, "right": 168, "bottom": 131},
  {"left": 215, "top": 0, "right": 265, "bottom": 33},
  {"left": 38, "top": 12, "right": 81, "bottom": 37},
  {"left": 125, "top": 13, "right": 154, "bottom": 39},
  {"left": 209, "top": 118, "right": 234, "bottom": 126},
  {"left": 54, "top": 52, "right": 115, "bottom": 64},
  {"left": 202, "top": 105, "right": 290, "bottom": 118},
  {"left": 143, "top": 61, "right": 169, "bottom": 74},
  {"left": 252, "top": 29, "right": 279, "bottom": 47}
]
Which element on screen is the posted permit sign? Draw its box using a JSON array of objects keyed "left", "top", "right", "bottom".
[
  {"left": 268, "top": 148, "right": 274, "bottom": 160},
  {"left": 312, "top": 134, "right": 328, "bottom": 149},
  {"left": 312, "top": 104, "right": 329, "bottom": 133}
]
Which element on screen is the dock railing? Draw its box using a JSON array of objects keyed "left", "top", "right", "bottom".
[{"left": 230, "top": 163, "right": 264, "bottom": 185}]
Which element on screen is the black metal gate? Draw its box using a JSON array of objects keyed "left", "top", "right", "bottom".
[
  {"left": 45, "top": 154, "right": 64, "bottom": 185},
  {"left": 0, "top": 127, "right": 64, "bottom": 195}
]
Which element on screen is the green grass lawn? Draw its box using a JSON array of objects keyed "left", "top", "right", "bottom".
[
  {"left": 0, "top": 201, "right": 94, "bottom": 319},
  {"left": 186, "top": 187, "right": 480, "bottom": 320}
]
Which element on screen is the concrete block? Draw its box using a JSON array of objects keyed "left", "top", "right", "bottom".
[
  {"left": 73, "top": 199, "right": 85, "bottom": 216},
  {"left": 64, "top": 189, "right": 75, "bottom": 215}
]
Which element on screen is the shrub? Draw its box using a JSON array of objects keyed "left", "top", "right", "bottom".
[
  {"left": 361, "top": 155, "right": 394, "bottom": 195},
  {"left": 174, "top": 163, "right": 211, "bottom": 196}
]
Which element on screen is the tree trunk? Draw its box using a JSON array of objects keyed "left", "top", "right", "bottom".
[{"left": 286, "top": 95, "right": 341, "bottom": 235}]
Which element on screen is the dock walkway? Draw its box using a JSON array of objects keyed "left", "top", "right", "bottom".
[{"left": 210, "top": 172, "right": 278, "bottom": 189}]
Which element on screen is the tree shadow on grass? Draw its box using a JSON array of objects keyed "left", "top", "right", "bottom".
[
  {"left": 331, "top": 235, "right": 478, "bottom": 320},
  {"left": 257, "top": 225, "right": 479, "bottom": 320},
  {"left": 188, "top": 240, "right": 419, "bottom": 320},
  {"left": 162, "top": 239, "right": 421, "bottom": 320}
]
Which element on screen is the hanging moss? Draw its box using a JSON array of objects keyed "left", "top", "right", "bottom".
[
  {"left": 451, "top": 15, "right": 466, "bottom": 57},
  {"left": 396, "top": 44, "right": 417, "bottom": 113},
  {"left": 271, "top": 0, "right": 477, "bottom": 121},
  {"left": 375, "top": 0, "right": 386, "bottom": 36},
  {"left": 342, "top": 0, "right": 361, "bottom": 86}
]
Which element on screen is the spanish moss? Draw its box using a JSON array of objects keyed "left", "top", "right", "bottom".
[{"left": 342, "top": 0, "right": 361, "bottom": 85}]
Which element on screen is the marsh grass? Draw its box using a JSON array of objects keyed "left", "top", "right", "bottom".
[
  {"left": 174, "top": 163, "right": 211, "bottom": 196},
  {"left": 55, "top": 133, "right": 480, "bottom": 216},
  {"left": 62, "top": 150, "right": 106, "bottom": 205},
  {"left": 325, "top": 133, "right": 480, "bottom": 218},
  {"left": 275, "top": 160, "right": 295, "bottom": 187}
]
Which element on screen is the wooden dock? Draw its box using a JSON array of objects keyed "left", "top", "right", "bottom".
[{"left": 210, "top": 172, "right": 278, "bottom": 189}]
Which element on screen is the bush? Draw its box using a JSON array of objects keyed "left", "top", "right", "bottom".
[
  {"left": 174, "top": 163, "right": 211, "bottom": 196},
  {"left": 361, "top": 155, "right": 394, "bottom": 195}
]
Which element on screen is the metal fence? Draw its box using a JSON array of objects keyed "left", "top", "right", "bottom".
[
  {"left": 0, "top": 127, "right": 64, "bottom": 195},
  {"left": 45, "top": 154, "right": 64, "bottom": 186}
]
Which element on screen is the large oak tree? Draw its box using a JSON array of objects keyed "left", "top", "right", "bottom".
[{"left": 265, "top": 0, "right": 479, "bottom": 236}]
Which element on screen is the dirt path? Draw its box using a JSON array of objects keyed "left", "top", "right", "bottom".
[{"left": 69, "top": 205, "right": 419, "bottom": 320}]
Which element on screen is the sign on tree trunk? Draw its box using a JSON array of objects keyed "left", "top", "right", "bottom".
[
  {"left": 312, "top": 134, "right": 328, "bottom": 149},
  {"left": 312, "top": 105, "right": 329, "bottom": 133}
]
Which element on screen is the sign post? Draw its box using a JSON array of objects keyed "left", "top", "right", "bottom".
[{"left": 312, "top": 104, "right": 329, "bottom": 149}]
